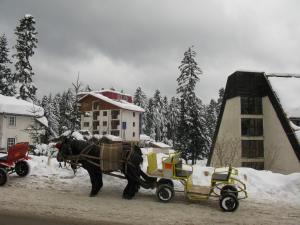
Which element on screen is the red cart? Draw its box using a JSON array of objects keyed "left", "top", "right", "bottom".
[{"left": 0, "top": 142, "right": 31, "bottom": 186}]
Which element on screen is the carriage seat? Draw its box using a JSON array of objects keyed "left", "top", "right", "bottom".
[
  {"left": 175, "top": 160, "right": 192, "bottom": 178},
  {"left": 211, "top": 172, "right": 229, "bottom": 181}
]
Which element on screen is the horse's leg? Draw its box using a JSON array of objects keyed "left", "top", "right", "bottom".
[{"left": 86, "top": 165, "right": 102, "bottom": 197}]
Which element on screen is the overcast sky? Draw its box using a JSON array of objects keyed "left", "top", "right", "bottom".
[{"left": 1, "top": 0, "right": 300, "bottom": 103}]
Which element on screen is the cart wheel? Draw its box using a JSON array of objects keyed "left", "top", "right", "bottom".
[
  {"left": 221, "top": 185, "right": 238, "bottom": 198},
  {"left": 0, "top": 168, "right": 7, "bottom": 186},
  {"left": 15, "top": 161, "right": 30, "bottom": 177},
  {"left": 219, "top": 193, "right": 239, "bottom": 212},
  {"left": 156, "top": 184, "right": 174, "bottom": 203}
]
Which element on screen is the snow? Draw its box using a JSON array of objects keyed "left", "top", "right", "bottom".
[
  {"left": 0, "top": 94, "right": 44, "bottom": 117},
  {"left": 79, "top": 92, "right": 145, "bottom": 112},
  {"left": 36, "top": 116, "right": 48, "bottom": 128},
  {"left": 140, "top": 134, "right": 151, "bottom": 141},
  {"left": 268, "top": 76, "right": 300, "bottom": 118},
  {"left": 150, "top": 141, "right": 171, "bottom": 148}
]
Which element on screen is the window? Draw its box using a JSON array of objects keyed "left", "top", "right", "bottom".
[
  {"left": 111, "top": 130, "right": 120, "bottom": 136},
  {"left": 93, "top": 102, "right": 100, "bottom": 110},
  {"left": 93, "top": 121, "right": 99, "bottom": 130},
  {"left": 133, "top": 112, "right": 135, "bottom": 117},
  {"left": 241, "top": 97, "right": 262, "bottom": 115},
  {"left": 7, "top": 138, "right": 15, "bottom": 149},
  {"left": 93, "top": 111, "right": 99, "bottom": 120},
  {"left": 93, "top": 131, "right": 99, "bottom": 135},
  {"left": 242, "top": 140, "right": 264, "bottom": 158},
  {"left": 242, "top": 162, "right": 264, "bottom": 170},
  {"left": 103, "top": 111, "right": 107, "bottom": 116},
  {"left": 9, "top": 116, "right": 16, "bottom": 126},
  {"left": 111, "top": 110, "right": 120, "bottom": 119},
  {"left": 83, "top": 122, "right": 90, "bottom": 127},
  {"left": 291, "top": 118, "right": 300, "bottom": 126},
  {"left": 133, "top": 122, "right": 135, "bottom": 127},
  {"left": 102, "top": 131, "right": 107, "bottom": 135},
  {"left": 133, "top": 132, "right": 135, "bottom": 137},
  {"left": 111, "top": 120, "right": 120, "bottom": 129},
  {"left": 103, "top": 121, "right": 107, "bottom": 126},
  {"left": 122, "top": 122, "right": 127, "bottom": 129},
  {"left": 241, "top": 118, "right": 263, "bottom": 136}
]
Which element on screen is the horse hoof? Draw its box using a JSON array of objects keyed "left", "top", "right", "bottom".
[
  {"left": 89, "top": 193, "right": 97, "bottom": 197},
  {"left": 122, "top": 194, "right": 132, "bottom": 200}
]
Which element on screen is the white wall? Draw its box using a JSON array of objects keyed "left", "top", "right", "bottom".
[
  {"left": 263, "top": 97, "right": 300, "bottom": 174},
  {"left": 81, "top": 109, "right": 140, "bottom": 141},
  {"left": 0, "top": 114, "right": 36, "bottom": 150},
  {"left": 211, "top": 97, "right": 241, "bottom": 167}
]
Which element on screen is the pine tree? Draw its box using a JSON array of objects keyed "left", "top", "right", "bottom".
[
  {"left": 144, "top": 98, "right": 156, "bottom": 139},
  {"left": 167, "top": 97, "right": 180, "bottom": 146},
  {"left": 176, "top": 47, "right": 205, "bottom": 164},
  {"left": 153, "top": 90, "right": 164, "bottom": 141},
  {"left": 0, "top": 34, "right": 15, "bottom": 96},
  {"left": 216, "top": 87, "right": 225, "bottom": 115},
  {"left": 161, "top": 96, "right": 169, "bottom": 144},
  {"left": 13, "top": 14, "right": 38, "bottom": 102},
  {"left": 134, "top": 87, "right": 148, "bottom": 133}
]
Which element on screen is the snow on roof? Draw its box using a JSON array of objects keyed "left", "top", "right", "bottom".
[
  {"left": 36, "top": 116, "right": 48, "bottom": 128},
  {"left": 267, "top": 76, "right": 300, "bottom": 118},
  {"left": 98, "top": 89, "right": 132, "bottom": 97},
  {"left": 79, "top": 92, "right": 144, "bottom": 112},
  {"left": 150, "top": 142, "right": 171, "bottom": 149},
  {"left": 140, "top": 134, "right": 151, "bottom": 141},
  {"left": 0, "top": 94, "right": 44, "bottom": 117}
]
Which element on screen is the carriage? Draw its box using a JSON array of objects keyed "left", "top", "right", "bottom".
[
  {"left": 146, "top": 152, "right": 248, "bottom": 212},
  {"left": 0, "top": 142, "right": 31, "bottom": 186}
]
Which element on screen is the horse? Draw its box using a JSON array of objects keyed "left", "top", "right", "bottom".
[{"left": 56, "top": 135, "right": 149, "bottom": 199}]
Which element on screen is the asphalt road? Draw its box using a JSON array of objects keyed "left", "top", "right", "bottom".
[{"left": 0, "top": 210, "right": 128, "bottom": 225}]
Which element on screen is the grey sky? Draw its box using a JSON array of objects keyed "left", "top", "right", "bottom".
[{"left": 1, "top": 0, "right": 300, "bottom": 103}]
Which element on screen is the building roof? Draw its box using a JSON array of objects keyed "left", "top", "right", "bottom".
[
  {"left": 267, "top": 75, "right": 300, "bottom": 118},
  {"left": 79, "top": 92, "right": 145, "bottom": 112},
  {"left": 207, "top": 71, "right": 300, "bottom": 165},
  {"left": 0, "top": 94, "right": 48, "bottom": 127}
]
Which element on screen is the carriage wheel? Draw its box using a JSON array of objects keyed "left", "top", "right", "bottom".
[
  {"left": 219, "top": 193, "right": 239, "bottom": 212},
  {"left": 0, "top": 168, "right": 7, "bottom": 186},
  {"left": 156, "top": 184, "right": 174, "bottom": 203},
  {"left": 15, "top": 161, "right": 30, "bottom": 177},
  {"left": 221, "top": 185, "right": 238, "bottom": 198}
]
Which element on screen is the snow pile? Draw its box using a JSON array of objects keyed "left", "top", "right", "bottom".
[{"left": 33, "top": 143, "right": 57, "bottom": 157}]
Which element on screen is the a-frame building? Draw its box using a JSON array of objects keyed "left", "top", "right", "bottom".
[{"left": 207, "top": 71, "right": 300, "bottom": 174}]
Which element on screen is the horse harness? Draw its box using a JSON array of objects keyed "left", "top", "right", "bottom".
[{"left": 62, "top": 142, "right": 137, "bottom": 179}]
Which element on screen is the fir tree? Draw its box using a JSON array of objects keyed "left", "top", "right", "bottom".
[
  {"left": 13, "top": 14, "right": 38, "bottom": 102},
  {"left": 153, "top": 90, "right": 164, "bottom": 141},
  {"left": 167, "top": 97, "right": 180, "bottom": 146},
  {"left": 134, "top": 87, "right": 148, "bottom": 133},
  {"left": 176, "top": 47, "right": 206, "bottom": 164},
  {"left": 0, "top": 34, "right": 15, "bottom": 96},
  {"left": 144, "top": 98, "right": 156, "bottom": 139}
]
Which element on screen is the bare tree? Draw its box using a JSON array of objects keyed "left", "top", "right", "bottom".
[
  {"left": 71, "top": 72, "right": 82, "bottom": 131},
  {"left": 213, "top": 137, "right": 240, "bottom": 167}
]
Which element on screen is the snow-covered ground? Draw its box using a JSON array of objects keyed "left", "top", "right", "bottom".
[{"left": 2, "top": 149, "right": 300, "bottom": 205}]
